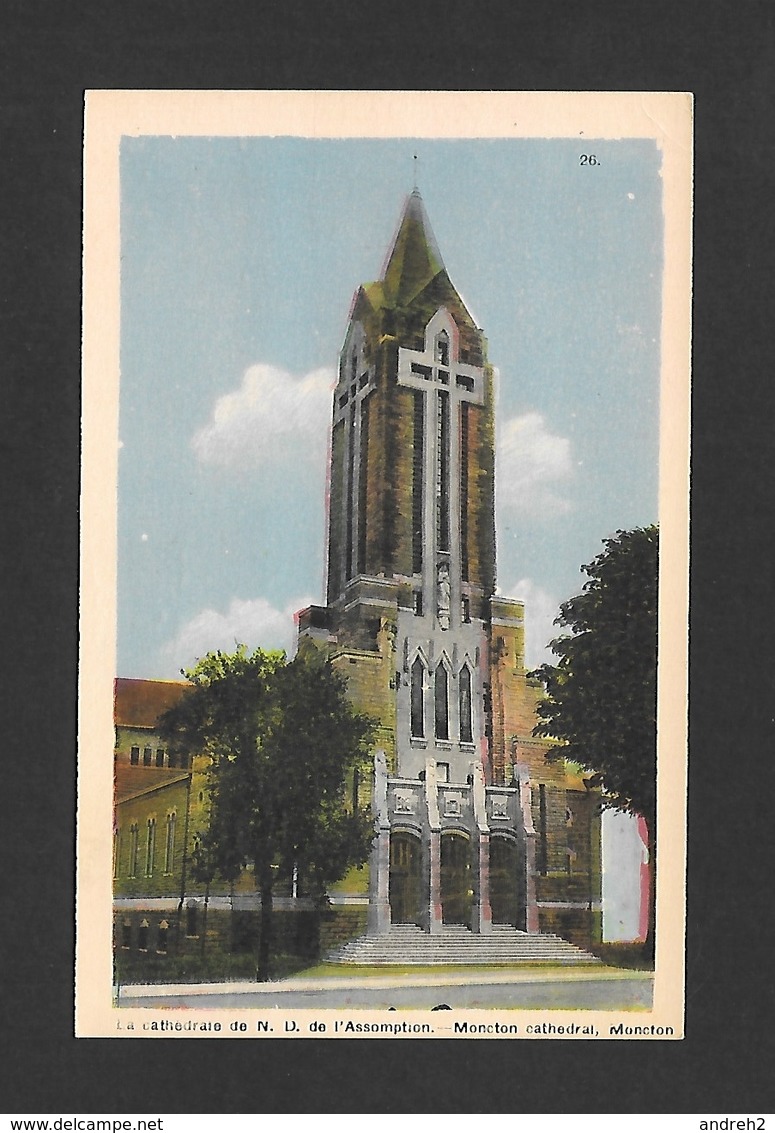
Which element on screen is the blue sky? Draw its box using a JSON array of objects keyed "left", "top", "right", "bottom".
[{"left": 118, "top": 136, "right": 662, "bottom": 678}]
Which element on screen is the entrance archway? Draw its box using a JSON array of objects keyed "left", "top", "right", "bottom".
[
  {"left": 389, "top": 832, "right": 422, "bottom": 926},
  {"left": 440, "top": 833, "right": 472, "bottom": 926},
  {"left": 489, "top": 837, "right": 521, "bottom": 927}
]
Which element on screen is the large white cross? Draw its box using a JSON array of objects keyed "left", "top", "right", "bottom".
[{"left": 396, "top": 308, "right": 485, "bottom": 630}]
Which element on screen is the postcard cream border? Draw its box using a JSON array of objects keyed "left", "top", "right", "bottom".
[{"left": 78, "top": 90, "right": 692, "bottom": 1038}]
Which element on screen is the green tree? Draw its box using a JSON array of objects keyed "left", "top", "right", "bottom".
[
  {"left": 160, "top": 646, "right": 375, "bottom": 980},
  {"left": 531, "top": 526, "right": 658, "bottom": 955}
]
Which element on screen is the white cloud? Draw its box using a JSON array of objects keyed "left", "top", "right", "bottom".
[
  {"left": 500, "top": 577, "right": 560, "bottom": 669},
  {"left": 192, "top": 363, "right": 334, "bottom": 469},
  {"left": 159, "top": 594, "right": 313, "bottom": 675},
  {"left": 496, "top": 412, "right": 572, "bottom": 517}
]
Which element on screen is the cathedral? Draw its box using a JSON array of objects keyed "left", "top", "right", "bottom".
[
  {"left": 113, "top": 189, "right": 604, "bottom": 969},
  {"left": 296, "top": 189, "right": 600, "bottom": 945}
]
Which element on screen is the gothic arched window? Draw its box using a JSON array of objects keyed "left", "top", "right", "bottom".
[
  {"left": 138, "top": 918, "right": 149, "bottom": 952},
  {"left": 145, "top": 818, "right": 156, "bottom": 877},
  {"left": 436, "top": 331, "right": 450, "bottom": 368},
  {"left": 128, "top": 823, "right": 139, "bottom": 878},
  {"left": 435, "top": 663, "right": 449, "bottom": 741},
  {"left": 459, "top": 664, "right": 473, "bottom": 744},
  {"left": 164, "top": 812, "right": 176, "bottom": 874},
  {"left": 411, "top": 657, "right": 425, "bottom": 739}
]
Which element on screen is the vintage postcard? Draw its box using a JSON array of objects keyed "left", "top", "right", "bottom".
[{"left": 77, "top": 90, "right": 692, "bottom": 1039}]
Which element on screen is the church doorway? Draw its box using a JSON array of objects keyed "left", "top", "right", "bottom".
[
  {"left": 489, "top": 837, "right": 521, "bottom": 927},
  {"left": 440, "top": 833, "right": 472, "bottom": 926},
  {"left": 389, "top": 832, "right": 423, "bottom": 925}
]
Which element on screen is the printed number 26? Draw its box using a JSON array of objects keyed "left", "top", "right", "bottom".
[{"left": 579, "top": 155, "right": 599, "bottom": 166}]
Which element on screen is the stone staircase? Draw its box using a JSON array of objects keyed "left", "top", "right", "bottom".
[{"left": 325, "top": 924, "right": 602, "bottom": 966}]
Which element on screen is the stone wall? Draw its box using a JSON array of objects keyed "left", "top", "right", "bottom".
[
  {"left": 330, "top": 620, "right": 398, "bottom": 774},
  {"left": 113, "top": 906, "right": 322, "bottom": 979},
  {"left": 318, "top": 905, "right": 369, "bottom": 954}
]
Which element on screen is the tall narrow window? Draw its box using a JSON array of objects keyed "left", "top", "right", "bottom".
[
  {"left": 436, "top": 391, "right": 450, "bottom": 551},
  {"left": 130, "top": 745, "right": 140, "bottom": 765},
  {"left": 357, "top": 397, "right": 369, "bottom": 574},
  {"left": 138, "top": 919, "right": 149, "bottom": 952},
  {"left": 128, "top": 824, "right": 139, "bottom": 878},
  {"left": 155, "top": 747, "right": 165, "bottom": 767},
  {"left": 459, "top": 665, "right": 473, "bottom": 743},
  {"left": 164, "top": 812, "right": 176, "bottom": 874},
  {"left": 329, "top": 418, "right": 345, "bottom": 596},
  {"left": 434, "top": 664, "right": 449, "bottom": 740},
  {"left": 411, "top": 657, "right": 425, "bottom": 739},
  {"left": 145, "top": 818, "right": 156, "bottom": 877},
  {"left": 460, "top": 403, "right": 469, "bottom": 581},
  {"left": 436, "top": 332, "right": 450, "bottom": 367},
  {"left": 345, "top": 403, "right": 356, "bottom": 579},
  {"left": 143, "top": 746, "right": 152, "bottom": 766},
  {"left": 412, "top": 390, "right": 424, "bottom": 574}
]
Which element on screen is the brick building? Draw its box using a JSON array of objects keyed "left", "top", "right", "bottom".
[
  {"left": 113, "top": 678, "right": 209, "bottom": 958},
  {"left": 113, "top": 677, "right": 193, "bottom": 900},
  {"left": 297, "top": 190, "right": 601, "bottom": 944}
]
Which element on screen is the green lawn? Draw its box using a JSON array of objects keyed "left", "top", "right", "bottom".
[{"left": 291, "top": 961, "right": 604, "bottom": 980}]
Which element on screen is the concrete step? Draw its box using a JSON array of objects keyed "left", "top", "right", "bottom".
[{"left": 325, "top": 925, "right": 602, "bottom": 966}]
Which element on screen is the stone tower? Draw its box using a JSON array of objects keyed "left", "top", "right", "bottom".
[{"left": 298, "top": 191, "right": 598, "bottom": 940}]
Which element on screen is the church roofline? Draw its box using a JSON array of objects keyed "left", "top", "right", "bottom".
[
  {"left": 347, "top": 192, "right": 483, "bottom": 340},
  {"left": 368, "top": 189, "right": 448, "bottom": 309},
  {"left": 114, "top": 676, "right": 192, "bottom": 729},
  {"left": 114, "top": 766, "right": 191, "bottom": 806}
]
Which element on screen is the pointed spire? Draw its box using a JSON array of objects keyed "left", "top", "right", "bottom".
[{"left": 382, "top": 190, "right": 445, "bottom": 306}]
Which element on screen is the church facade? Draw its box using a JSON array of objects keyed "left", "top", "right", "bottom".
[{"left": 297, "top": 191, "right": 600, "bottom": 943}]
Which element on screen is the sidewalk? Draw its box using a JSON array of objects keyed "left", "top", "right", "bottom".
[
  {"left": 119, "top": 965, "right": 651, "bottom": 999},
  {"left": 115, "top": 966, "right": 654, "bottom": 1010}
]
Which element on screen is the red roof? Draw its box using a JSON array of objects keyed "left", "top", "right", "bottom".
[{"left": 114, "top": 677, "right": 191, "bottom": 729}]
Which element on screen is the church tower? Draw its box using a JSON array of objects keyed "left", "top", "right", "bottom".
[
  {"left": 323, "top": 189, "right": 499, "bottom": 786},
  {"left": 298, "top": 191, "right": 597, "bottom": 940},
  {"left": 326, "top": 188, "right": 495, "bottom": 623}
]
